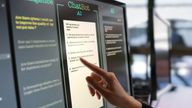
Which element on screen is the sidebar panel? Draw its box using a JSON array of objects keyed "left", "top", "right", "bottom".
[
  {"left": 8, "top": 0, "right": 66, "bottom": 108},
  {"left": 100, "top": 3, "right": 130, "bottom": 93}
]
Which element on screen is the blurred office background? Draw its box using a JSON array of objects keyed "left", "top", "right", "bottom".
[
  {"left": 118, "top": 0, "right": 192, "bottom": 88},
  {"left": 156, "top": 0, "right": 192, "bottom": 87}
]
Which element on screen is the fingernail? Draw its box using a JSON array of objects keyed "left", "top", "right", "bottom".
[
  {"left": 80, "top": 57, "right": 84, "bottom": 62},
  {"left": 86, "top": 76, "right": 91, "bottom": 82}
]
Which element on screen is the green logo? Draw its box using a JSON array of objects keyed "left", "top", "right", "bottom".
[
  {"left": 68, "top": 1, "right": 90, "bottom": 11},
  {"left": 77, "top": 11, "right": 83, "bottom": 16},
  {"left": 27, "top": 0, "right": 53, "bottom": 5}
]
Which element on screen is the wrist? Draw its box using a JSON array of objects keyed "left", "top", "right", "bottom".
[{"left": 118, "top": 95, "right": 142, "bottom": 108}]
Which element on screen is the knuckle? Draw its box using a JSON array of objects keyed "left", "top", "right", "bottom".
[
  {"left": 108, "top": 72, "right": 115, "bottom": 78},
  {"left": 110, "top": 72, "right": 115, "bottom": 76},
  {"left": 107, "top": 72, "right": 116, "bottom": 82},
  {"left": 104, "top": 92, "right": 112, "bottom": 98}
]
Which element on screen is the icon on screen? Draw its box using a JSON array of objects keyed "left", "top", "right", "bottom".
[{"left": 110, "top": 8, "right": 116, "bottom": 14}]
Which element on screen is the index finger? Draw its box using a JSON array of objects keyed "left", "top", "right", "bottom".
[{"left": 80, "top": 58, "right": 109, "bottom": 81}]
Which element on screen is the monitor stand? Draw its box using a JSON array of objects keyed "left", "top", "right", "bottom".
[
  {"left": 152, "top": 84, "right": 176, "bottom": 107},
  {"left": 157, "top": 84, "right": 176, "bottom": 98}
]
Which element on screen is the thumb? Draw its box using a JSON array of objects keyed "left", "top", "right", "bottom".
[{"left": 86, "top": 76, "right": 109, "bottom": 98}]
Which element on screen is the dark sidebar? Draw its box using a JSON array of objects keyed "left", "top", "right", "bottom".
[
  {"left": 100, "top": 3, "right": 130, "bottom": 93},
  {"left": 7, "top": 0, "right": 66, "bottom": 108},
  {"left": 0, "top": 0, "right": 17, "bottom": 107}
]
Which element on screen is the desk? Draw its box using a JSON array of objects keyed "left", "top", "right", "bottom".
[{"left": 155, "top": 87, "right": 192, "bottom": 108}]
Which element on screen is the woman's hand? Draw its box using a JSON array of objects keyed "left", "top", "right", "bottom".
[{"left": 80, "top": 58, "right": 142, "bottom": 108}]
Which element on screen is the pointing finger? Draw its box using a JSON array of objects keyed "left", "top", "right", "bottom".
[{"left": 80, "top": 58, "right": 110, "bottom": 82}]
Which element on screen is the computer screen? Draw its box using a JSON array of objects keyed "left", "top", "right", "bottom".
[
  {"left": 56, "top": 0, "right": 131, "bottom": 108},
  {"left": 96, "top": 1, "right": 132, "bottom": 107},
  {"left": 0, "top": 0, "right": 17, "bottom": 107},
  {"left": 153, "top": 13, "right": 171, "bottom": 89},
  {"left": 91, "top": 0, "right": 131, "bottom": 94},
  {"left": 98, "top": 1, "right": 130, "bottom": 94},
  {"left": 8, "top": 0, "right": 66, "bottom": 108},
  {"left": 56, "top": 0, "right": 103, "bottom": 108},
  {"left": 2, "top": 0, "right": 130, "bottom": 108}
]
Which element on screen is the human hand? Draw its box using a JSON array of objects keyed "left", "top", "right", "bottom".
[{"left": 80, "top": 58, "right": 141, "bottom": 108}]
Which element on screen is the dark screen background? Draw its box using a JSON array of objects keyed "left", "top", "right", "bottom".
[
  {"left": 8, "top": 0, "right": 66, "bottom": 107},
  {"left": 104, "top": 23, "right": 129, "bottom": 91},
  {"left": 100, "top": 3, "right": 130, "bottom": 92}
]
